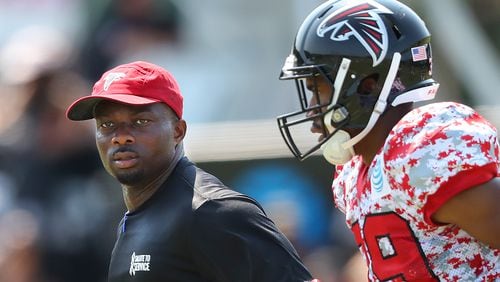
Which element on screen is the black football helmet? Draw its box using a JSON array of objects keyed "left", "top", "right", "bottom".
[{"left": 277, "top": 0, "right": 439, "bottom": 163}]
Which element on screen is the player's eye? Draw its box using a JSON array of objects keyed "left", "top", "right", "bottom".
[
  {"left": 100, "top": 121, "right": 114, "bottom": 129},
  {"left": 135, "top": 119, "right": 150, "bottom": 126}
]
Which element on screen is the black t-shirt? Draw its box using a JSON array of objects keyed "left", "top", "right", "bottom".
[{"left": 107, "top": 157, "right": 313, "bottom": 282}]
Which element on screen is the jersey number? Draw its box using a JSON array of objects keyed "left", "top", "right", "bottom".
[{"left": 351, "top": 212, "right": 438, "bottom": 281}]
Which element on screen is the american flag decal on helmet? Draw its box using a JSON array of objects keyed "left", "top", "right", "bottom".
[
  {"left": 317, "top": 0, "right": 393, "bottom": 67},
  {"left": 411, "top": 45, "right": 428, "bottom": 62}
]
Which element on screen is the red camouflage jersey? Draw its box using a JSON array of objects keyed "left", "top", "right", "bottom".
[{"left": 332, "top": 102, "right": 500, "bottom": 281}]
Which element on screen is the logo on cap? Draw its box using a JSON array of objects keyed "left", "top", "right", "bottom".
[{"left": 103, "top": 72, "right": 126, "bottom": 91}]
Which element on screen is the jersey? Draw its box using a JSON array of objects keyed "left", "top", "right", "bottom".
[
  {"left": 107, "top": 157, "right": 313, "bottom": 282},
  {"left": 332, "top": 102, "right": 500, "bottom": 281}
]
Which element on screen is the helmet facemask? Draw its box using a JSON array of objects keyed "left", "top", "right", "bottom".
[{"left": 277, "top": 55, "right": 349, "bottom": 162}]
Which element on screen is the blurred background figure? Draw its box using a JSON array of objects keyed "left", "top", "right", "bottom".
[
  {"left": 78, "top": 0, "right": 182, "bottom": 82},
  {"left": 0, "top": 207, "right": 40, "bottom": 282},
  {"left": 0, "top": 25, "right": 121, "bottom": 282}
]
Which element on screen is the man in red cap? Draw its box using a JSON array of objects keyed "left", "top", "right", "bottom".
[{"left": 66, "top": 61, "right": 316, "bottom": 282}]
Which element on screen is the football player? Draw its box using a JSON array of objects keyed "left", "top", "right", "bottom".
[{"left": 276, "top": 0, "right": 500, "bottom": 280}]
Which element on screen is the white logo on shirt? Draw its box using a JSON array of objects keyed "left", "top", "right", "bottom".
[
  {"left": 370, "top": 156, "right": 390, "bottom": 196},
  {"left": 103, "top": 72, "right": 126, "bottom": 90},
  {"left": 129, "top": 252, "right": 151, "bottom": 276}
]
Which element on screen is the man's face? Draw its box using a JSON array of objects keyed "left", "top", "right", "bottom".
[
  {"left": 94, "top": 101, "right": 185, "bottom": 186},
  {"left": 305, "top": 74, "right": 377, "bottom": 139},
  {"left": 304, "top": 76, "right": 334, "bottom": 139}
]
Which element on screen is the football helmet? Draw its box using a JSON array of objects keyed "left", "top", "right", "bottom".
[{"left": 277, "top": 0, "right": 439, "bottom": 164}]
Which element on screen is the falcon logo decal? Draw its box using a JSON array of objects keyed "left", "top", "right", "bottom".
[
  {"left": 317, "top": 0, "right": 393, "bottom": 66},
  {"left": 103, "top": 72, "right": 126, "bottom": 91}
]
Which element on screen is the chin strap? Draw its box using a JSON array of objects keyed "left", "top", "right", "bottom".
[
  {"left": 324, "top": 58, "right": 351, "bottom": 134},
  {"left": 330, "top": 58, "right": 352, "bottom": 106},
  {"left": 341, "top": 52, "right": 402, "bottom": 149}
]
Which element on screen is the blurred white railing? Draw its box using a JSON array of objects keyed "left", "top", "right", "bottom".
[{"left": 184, "top": 105, "right": 500, "bottom": 163}]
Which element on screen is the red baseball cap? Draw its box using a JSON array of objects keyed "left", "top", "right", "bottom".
[{"left": 66, "top": 61, "right": 183, "bottom": 120}]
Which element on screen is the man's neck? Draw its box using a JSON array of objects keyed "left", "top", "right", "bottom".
[
  {"left": 122, "top": 169, "right": 171, "bottom": 213},
  {"left": 358, "top": 104, "right": 413, "bottom": 165},
  {"left": 122, "top": 144, "right": 185, "bottom": 212}
]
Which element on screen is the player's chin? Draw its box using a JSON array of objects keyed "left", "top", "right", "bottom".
[
  {"left": 114, "top": 168, "right": 145, "bottom": 185},
  {"left": 310, "top": 123, "right": 326, "bottom": 142},
  {"left": 310, "top": 121, "right": 323, "bottom": 134}
]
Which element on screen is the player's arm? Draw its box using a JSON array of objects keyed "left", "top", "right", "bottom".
[{"left": 431, "top": 177, "right": 500, "bottom": 249}]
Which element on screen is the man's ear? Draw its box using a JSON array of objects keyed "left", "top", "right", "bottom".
[{"left": 174, "top": 119, "right": 187, "bottom": 143}]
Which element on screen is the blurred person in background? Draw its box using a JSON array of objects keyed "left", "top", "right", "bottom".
[
  {"left": 66, "top": 60, "right": 315, "bottom": 282},
  {"left": 275, "top": 0, "right": 499, "bottom": 281},
  {"left": 78, "top": 0, "right": 182, "bottom": 82},
  {"left": 0, "top": 25, "right": 121, "bottom": 282}
]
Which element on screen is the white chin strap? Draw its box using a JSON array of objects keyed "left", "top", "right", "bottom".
[
  {"left": 321, "top": 129, "right": 355, "bottom": 165},
  {"left": 320, "top": 58, "right": 354, "bottom": 165}
]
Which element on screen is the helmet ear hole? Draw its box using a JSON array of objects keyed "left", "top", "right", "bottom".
[{"left": 392, "top": 24, "right": 402, "bottom": 39}]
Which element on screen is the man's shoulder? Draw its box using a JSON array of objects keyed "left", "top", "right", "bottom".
[
  {"left": 400, "top": 101, "right": 478, "bottom": 129},
  {"left": 173, "top": 159, "right": 262, "bottom": 212},
  {"left": 193, "top": 169, "right": 245, "bottom": 201},
  {"left": 381, "top": 101, "right": 498, "bottom": 191},
  {"left": 385, "top": 101, "right": 496, "bottom": 156},
  {"left": 400, "top": 101, "right": 494, "bottom": 130},
  {"left": 188, "top": 169, "right": 267, "bottom": 230}
]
